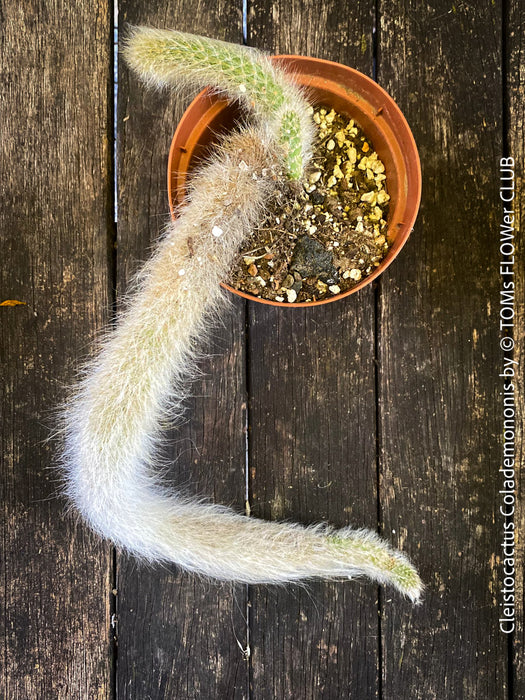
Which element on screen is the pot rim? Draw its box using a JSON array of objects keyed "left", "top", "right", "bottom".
[{"left": 168, "top": 54, "right": 421, "bottom": 307}]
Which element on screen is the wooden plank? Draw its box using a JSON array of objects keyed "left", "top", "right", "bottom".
[
  {"left": 0, "top": 1, "right": 113, "bottom": 698},
  {"left": 378, "top": 3, "right": 507, "bottom": 698},
  {"left": 246, "top": 305, "right": 381, "bottom": 699},
  {"left": 246, "top": 3, "right": 381, "bottom": 698},
  {"left": 116, "top": 3, "right": 250, "bottom": 698},
  {"left": 508, "top": 0, "right": 525, "bottom": 694}
]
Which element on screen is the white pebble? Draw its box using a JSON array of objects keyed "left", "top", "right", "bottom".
[
  {"left": 275, "top": 295, "right": 284, "bottom": 302},
  {"left": 349, "top": 269, "right": 362, "bottom": 281},
  {"left": 286, "top": 289, "right": 298, "bottom": 303},
  {"left": 360, "top": 191, "right": 377, "bottom": 204},
  {"left": 329, "top": 285, "right": 341, "bottom": 294},
  {"left": 347, "top": 146, "right": 357, "bottom": 164},
  {"left": 212, "top": 226, "right": 224, "bottom": 237}
]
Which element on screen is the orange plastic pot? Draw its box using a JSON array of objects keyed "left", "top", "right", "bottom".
[{"left": 168, "top": 55, "right": 421, "bottom": 307}]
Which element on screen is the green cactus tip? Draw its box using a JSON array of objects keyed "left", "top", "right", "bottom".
[{"left": 123, "top": 26, "right": 314, "bottom": 179}]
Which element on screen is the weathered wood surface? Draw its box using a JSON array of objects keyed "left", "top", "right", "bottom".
[
  {"left": 0, "top": 1, "right": 113, "bottom": 698},
  {"left": 246, "top": 2, "right": 381, "bottom": 698},
  {"left": 116, "top": 2, "right": 249, "bottom": 698},
  {"left": 378, "top": 2, "right": 509, "bottom": 698},
  {"left": 1, "top": 0, "right": 523, "bottom": 698}
]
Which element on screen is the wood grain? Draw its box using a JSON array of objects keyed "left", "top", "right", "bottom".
[
  {"left": 246, "top": 2, "right": 381, "bottom": 698},
  {"left": 2, "top": 1, "right": 522, "bottom": 697},
  {"left": 116, "top": 2, "right": 250, "bottom": 698},
  {"left": 0, "top": 1, "right": 113, "bottom": 697},
  {"left": 378, "top": 2, "right": 508, "bottom": 697}
]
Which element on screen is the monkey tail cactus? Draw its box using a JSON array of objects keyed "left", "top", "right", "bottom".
[
  {"left": 123, "top": 27, "right": 315, "bottom": 180},
  {"left": 59, "top": 30, "right": 423, "bottom": 604}
]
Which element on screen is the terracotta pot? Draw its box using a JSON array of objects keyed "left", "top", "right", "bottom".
[{"left": 168, "top": 55, "right": 421, "bottom": 307}]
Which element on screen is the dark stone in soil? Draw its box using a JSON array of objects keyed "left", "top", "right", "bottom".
[
  {"left": 310, "top": 189, "right": 325, "bottom": 205},
  {"left": 291, "top": 271, "right": 303, "bottom": 293},
  {"left": 290, "top": 235, "right": 339, "bottom": 284}
]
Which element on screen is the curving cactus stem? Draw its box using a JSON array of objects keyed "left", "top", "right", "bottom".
[
  {"left": 59, "top": 29, "right": 423, "bottom": 604},
  {"left": 123, "top": 27, "right": 315, "bottom": 180},
  {"left": 60, "top": 123, "right": 423, "bottom": 601}
]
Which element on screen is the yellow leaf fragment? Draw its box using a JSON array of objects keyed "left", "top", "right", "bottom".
[{"left": 1, "top": 299, "right": 27, "bottom": 307}]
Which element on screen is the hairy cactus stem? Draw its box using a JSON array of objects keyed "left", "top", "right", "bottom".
[
  {"left": 122, "top": 27, "right": 316, "bottom": 180},
  {"left": 58, "top": 31, "right": 423, "bottom": 604}
]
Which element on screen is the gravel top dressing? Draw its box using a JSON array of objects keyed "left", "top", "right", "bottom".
[{"left": 227, "top": 105, "right": 392, "bottom": 303}]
